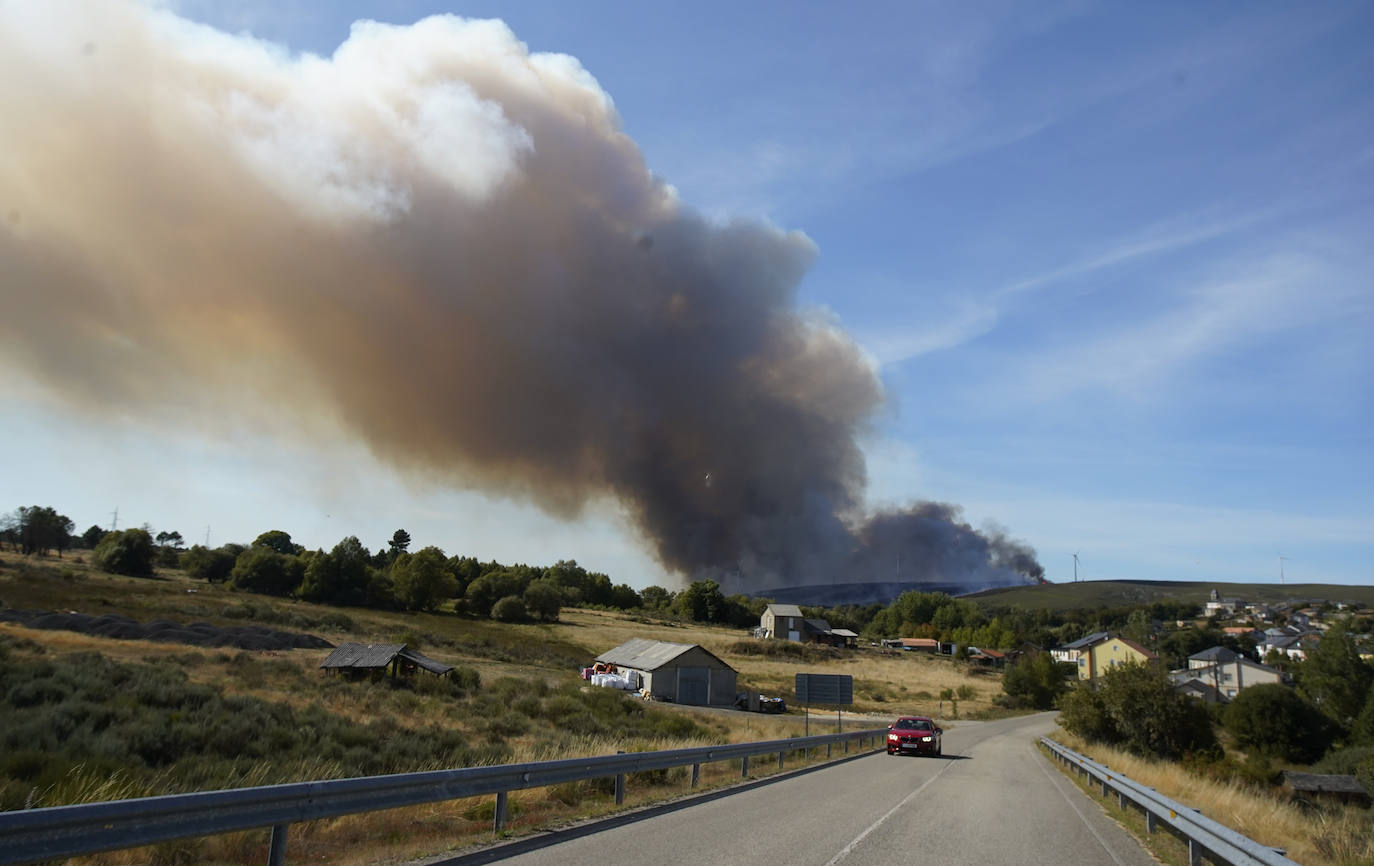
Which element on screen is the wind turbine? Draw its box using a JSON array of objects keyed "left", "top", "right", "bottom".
[
  {"left": 1072, "top": 551, "right": 1080, "bottom": 583},
  {"left": 1277, "top": 552, "right": 1290, "bottom": 586}
]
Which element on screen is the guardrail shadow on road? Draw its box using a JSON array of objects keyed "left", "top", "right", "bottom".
[{"left": 425, "top": 750, "right": 878, "bottom": 866}]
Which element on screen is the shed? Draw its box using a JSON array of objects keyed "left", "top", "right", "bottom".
[
  {"left": 1282, "top": 772, "right": 1371, "bottom": 808},
  {"left": 320, "top": 643, "right": 453, "bottom": 679},
  {"left": 596, "top": 638, "right": 737, "bottom": 706}
]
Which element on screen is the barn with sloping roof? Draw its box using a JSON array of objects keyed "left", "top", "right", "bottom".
[
  {"left": 595, "top": 638, "right": 737, "bottom": 706},
  {"left": 320, "top": 643, "right": 453, "bottom": 679}
]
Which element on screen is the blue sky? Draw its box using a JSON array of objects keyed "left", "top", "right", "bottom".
[{"left": 4, "top": 1, "right": 1370, "bottom": 587}]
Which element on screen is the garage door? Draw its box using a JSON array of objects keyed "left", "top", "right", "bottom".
[{"left": 677, "top": 667, "right": 710, "bottom": 706}]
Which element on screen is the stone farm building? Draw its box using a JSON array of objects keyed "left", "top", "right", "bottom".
[
  {"left": 320, "top": 643, "right": 454, "bottom": 679},
  {"left": 596, "top": 638, "right": 737, "bottom": 706}
]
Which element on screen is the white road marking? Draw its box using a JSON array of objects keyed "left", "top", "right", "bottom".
[{"left": 825, "top": 758, "right": 958, "bottom": 866}]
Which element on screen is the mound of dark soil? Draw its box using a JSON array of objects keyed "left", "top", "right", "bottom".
[{"left": 0, "top": 608, "right": 334, "bottom": 651}]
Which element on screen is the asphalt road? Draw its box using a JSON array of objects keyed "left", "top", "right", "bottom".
[{"left": 430, "top": 712, "right": 1159, "bottom": 866}]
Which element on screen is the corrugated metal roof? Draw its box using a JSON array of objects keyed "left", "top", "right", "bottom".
[
  {"left": 321, "top": 643, "right": 405, "bottom": 669},
  {"left": 596, "top": 638, "right": 732, "bottom": 672},
  {"left": 399, "top": 647, "right": 454, "bottom": 675},
  {"left": 804, "top": 618, "right": 832, "bottom": 633},
  {"left": 1283, "top": 772, "right": 1368, "bottom": 795},
  {"left": 765, "top": 604, "right": 805, "bottom": 617},
  {"left": 319, "top": 643, "right": 453, "bottom": 675},
  {"left": 831, "top": 628, "right": 859, "bottom": 638}
]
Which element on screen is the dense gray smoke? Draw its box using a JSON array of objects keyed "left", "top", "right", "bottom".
[{"left": 0, "top": 2, "right": 1041, "bottom": 593}]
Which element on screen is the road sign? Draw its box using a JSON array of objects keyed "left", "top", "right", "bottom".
[{"left": 795, "top": 673, "right": 853, "bottom": 706}]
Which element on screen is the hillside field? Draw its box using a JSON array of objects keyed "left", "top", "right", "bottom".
[{"left": 0, "top": 549, "right": 1006, "bottom": 865}]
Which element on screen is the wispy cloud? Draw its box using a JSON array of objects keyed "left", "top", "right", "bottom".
[{"left": 1015, "top": 241, "right": 1368, "bottom": 402}]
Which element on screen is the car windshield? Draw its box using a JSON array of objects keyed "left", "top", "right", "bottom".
[{"left": 895, "top": 719, "right": 931, "bottom": 731}]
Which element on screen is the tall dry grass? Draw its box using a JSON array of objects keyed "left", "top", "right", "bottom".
[{"left": 1052, "top": 730, "right": 1374, "bottom": 866}]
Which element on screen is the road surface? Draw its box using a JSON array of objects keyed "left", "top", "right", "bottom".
[{"left": 428, "top": 711, "right": 1157, "bottom": 866}]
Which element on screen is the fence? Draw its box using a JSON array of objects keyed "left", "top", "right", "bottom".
[
  {"left": 0, "top": 728, "right": 885, "bottom": 866},
  {"left": 1040, "top": 737, "right": 1299, "bottom": 866}
]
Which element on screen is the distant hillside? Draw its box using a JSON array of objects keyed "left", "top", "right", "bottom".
[{"left": 965, "top": 580, "right": 1374, "bottom": 611}]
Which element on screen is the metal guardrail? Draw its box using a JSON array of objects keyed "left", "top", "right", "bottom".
[
  {"left": 0, "top": 728, "right": 885, "bottom": 865},
  {"left": 1040, "top": 737, "right": 1299, "bottom": 866}
]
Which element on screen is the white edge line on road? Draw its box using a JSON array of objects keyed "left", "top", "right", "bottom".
[
  {"left": 1035, "top": 746, "right": 1131, "bottom": 866},
  {"left": 825, "top": 757, "right": 958, "bottom": 866}
]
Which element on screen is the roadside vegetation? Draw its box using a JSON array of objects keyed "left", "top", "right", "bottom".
[{"left": 7, "top": 502, "right": 1374, "bottom": 864}]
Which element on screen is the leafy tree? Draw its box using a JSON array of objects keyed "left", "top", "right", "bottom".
[
  {"left": 154, "top": 530, "right": 185, "bottom": 567},
  {"left": 446, "top": 555, "right": 482, "bottom": 597},
  {"left": 1297, "top": 623, "right": 1374, "bottom": 731},
  {"left": 297, "top": 536, "right": 373, "bottom": 606},
  {"left": 1002, "top": 653, "right": 1071, "bottom": 709},
  {"left": 80, "top": 525, "right": 107, "bottom": 549},
  {"left": 640, "top": 585, "right": 673, "bottom": 611},
  {"left": 1224, "top": 684, "right": 1333, "bottom": 763},
  {"left": 391, "top": 546, "right": 457, "bottom": 612},
  {"left": 492, "top": 595, "right": 527, "bottom": 622},
  {"left": 92, "top": 528, "right": 156, "bottom": 577},
  {"left": 181, "top": 544, "right": 236, "bottom": 583},
  {"left": 608, "top": 583, "right": 642, "bottom": 610},
  {"left": 252, "top": 530, "right": 302, "bottom": 556},
  {"left": 676, "top": 579, "right": 726, "bottom": 623},
  {"left": 522, "top": 579, "right": 563, "bottom": 622},
  {"left": 9, "top": 506, "right": 75, "bottom": 557},
  {"left": 465, "top": 570, "right": 526, "bottom": 617},
  {"left": 229, "top": 546, "right": 303, "bottom": 596},
  {"left": 1059, "top": 662, "right": 1218, "bottom": 760},
  {"left": 388, "top": 529, "right": 411, "bottom": 557}
]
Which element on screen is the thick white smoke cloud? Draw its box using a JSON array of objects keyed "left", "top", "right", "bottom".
[{"left": 0, "top": 1, "right": 1039, "bottom": 593}]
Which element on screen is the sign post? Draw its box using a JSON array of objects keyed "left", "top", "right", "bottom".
[{"left": 795, "top": 673, "right": 854, "bottom": 735}]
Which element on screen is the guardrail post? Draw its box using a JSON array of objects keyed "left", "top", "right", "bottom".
[
  {"left": 493, "top": 792, "right": 508, "bottom": 833},
  {"left": 615, "top": 772, "right": 625, "bottom": 805},
  {"left": 827, "top": 741, "right": 832, "bottom": 758},
  {"left": 691, "top": 763, "right": 700, "bottom": 788},
  {"left": 741, "top": 755, "right": 749, "bottom": 777},
  {"left": 778, "top": 750, "right": 785, "bottom": 769},
  {"left": 1101, "top": 779, "right": 1109, "bottom": 797},
  {"left": 1145, "top": 811, "right": 1156, "bottom": 834},
  {"left": 844, "top": 738, "right": 849, "bottom": 754},
  {"left": 1188, "top": 838, "right": 1201, "bottom": 866},
  {"left": 267, "top": 824, "right": 288, "bottom": 866}
]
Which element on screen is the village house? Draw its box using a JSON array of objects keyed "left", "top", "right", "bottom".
[
  {"left": 1079, "top": 636, "right": 1157, "bottom": 681},
  {"left": 758, "top": 604, "right": 854, "bottom": 646},
  {"left": 1170, "top": 647, "right": 1287, "bottom": 702},
  {"left": 1050, "top": 631, "right": 1109, "bottom": 666}
]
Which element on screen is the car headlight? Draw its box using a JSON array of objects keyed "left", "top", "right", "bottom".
[
  {"left": 921, "top": 736, "right": 932, "bottom": 742},
  {"left": 887, "top": 733, "right": 898, "bottom": 740}
]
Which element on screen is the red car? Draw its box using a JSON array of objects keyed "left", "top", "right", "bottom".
[{"left": 886, "top": 716, "right": 942, "bottom": 756}]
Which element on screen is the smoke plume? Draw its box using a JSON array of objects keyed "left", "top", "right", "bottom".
[{"left": 0, "top": 2, "right": 1041, "bottom": 593}]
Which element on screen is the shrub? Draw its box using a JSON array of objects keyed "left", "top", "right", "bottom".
[
  {"left": 91, "top": 529, "right": 155, "bottom": 577},
  {"left": 1224, "top": 684, "right": 1333, "bottom": 763},
  {"left": 1059, "top": 662, "right": 1218, "bottom": 760},
  {"left": 492, "top": 595, "right": 527, "bottom": 622},
  {"left": 1002, "top": 654, "right": 1071, "bottom": 710}
]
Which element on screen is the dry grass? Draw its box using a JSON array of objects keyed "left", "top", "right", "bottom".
[
  {"left": 1050, "top": 730, "right": 1374, "bottom": 866},
  {"left": 0, "top": 550, "right": 1016, "bottom": 864}
]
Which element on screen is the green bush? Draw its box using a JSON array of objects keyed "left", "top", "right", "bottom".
[
  {"left": 0, "top": 651, "right": 504, "bottom": 809},
  {"left": 1224, "top": 684, "right": 1333, "bottom": 763},
  {"left": 1059, "top": 662, "right": 1218, "bottom": 760},
  {"left": 492, "top": 595, "right": 527, "bottom": 622},
  {"left": 92, "top": 529, "right": 155, "bottom": 577}
]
